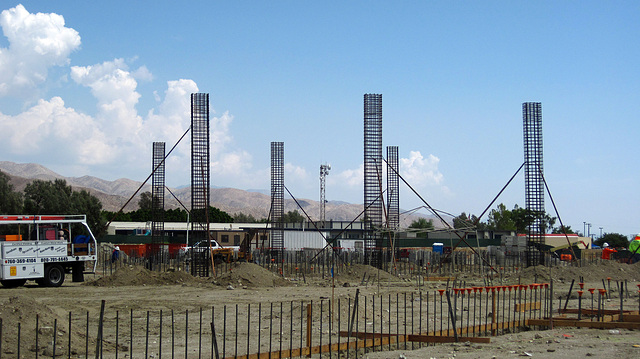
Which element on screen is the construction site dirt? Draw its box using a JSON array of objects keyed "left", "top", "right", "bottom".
[{"left": 1, "top": 261, "right": 640, "bottom": 358}]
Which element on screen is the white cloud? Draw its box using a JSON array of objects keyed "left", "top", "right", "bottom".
[
  {"left": 146, "top": 79, "right": 197, "bottom": 145},
  {"left": 213, "top": 151, "right": 254, "bottom": 177},
  {"left": 331, "top": 163, "right": 364, "bottom": 188},
  {"left": 71, "top": 59, "right": 143, "bottom": 140},
  {"left": 0, "top": 5, "right": 80, "bottom": 97},
  {"left": 0, "top": 5, "right": 267, "bottom": 189},
  {"left": 211, "top": 111, "right": 234, "bottom": 154},
  {"left": 0, "top": 96, "right": 113, "bottom": 164},
  {"left": 285, "top": 163, "right": 309, "bottom": 182},
  {"left": 400, "top": 151, "right": 444, "bottom": 187},
  {"left": 132, "top": 65, "right": 153, "bottom": 82}
]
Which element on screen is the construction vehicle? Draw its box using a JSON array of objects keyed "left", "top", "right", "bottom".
[
  {"left": 0, "top": 215, "right": 98, "bottom": 287},
  {"left": 549, "top": 240, "right": 589, "bottom": 261}
]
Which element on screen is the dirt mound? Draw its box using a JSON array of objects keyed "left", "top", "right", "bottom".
[
  {"left": 0, "top": 296, "right": 104, "bottom": 356},
  {"left": 214, "top": 262, "right": 291, "bottom": 288},
  {"left": 510, "top": 261, "right": 640, "bottom": 284},
  {"left": 334, "top": 264, "right": 402, "bottom": 284},
  {"left": 86, "top": 266, "right": 203, "bottom": 286}
]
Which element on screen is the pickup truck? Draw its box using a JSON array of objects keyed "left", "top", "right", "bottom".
[{"left": 180, "top": 240, "right": 239, "bottom": 263}]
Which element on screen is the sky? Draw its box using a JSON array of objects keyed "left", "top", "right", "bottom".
[{"left": 0, "top": 2, "right": 638, "bottom": 238}]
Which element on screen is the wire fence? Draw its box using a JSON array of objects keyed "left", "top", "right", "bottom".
[
  {"left": 1, "top": 283, "right": 595, "bottom": 359},
  {"left": 100, "top": 245, "right": 610, "bottom": 281}
]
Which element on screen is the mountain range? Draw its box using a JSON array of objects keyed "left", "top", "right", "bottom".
[{"left": 0, "top": 161, "right": 428, "bottom": 226}]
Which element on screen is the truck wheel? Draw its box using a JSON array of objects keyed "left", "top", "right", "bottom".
[
  {"left": 1, "top": 279, "right": 27, "bottom": 288},
  {"left": 42, "top": 264, "right": 65, "bottom": 287}
]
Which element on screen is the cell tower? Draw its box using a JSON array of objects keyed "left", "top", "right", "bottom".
[
  {"left": 364, "top": 93, "right": 383, "bottom": 267},
  {"left": 270, "top": 142, "right": 284, "bottom": 254},
  {"left": 386, "top": 146, "right": 399, "bottom": 230},
  {"left": 319, "top": 164, "right": 330, "bottom": 223},
  {"left": 191, "top": 93, "right": 210, "bottom": 276},
  {"left": 150, "top": 141, "right": 165, "bottom": 268},
  {"left": 522, "top": 102, "right": 545, "bottom": 266}
]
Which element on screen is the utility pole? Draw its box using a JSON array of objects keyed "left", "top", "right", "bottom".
[{"left": 320, "top": 164, "right": 331, "bottom": 223}]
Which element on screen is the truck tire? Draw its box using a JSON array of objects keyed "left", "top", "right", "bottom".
[
  {"left": 41, "top": 264, "right": 65, "bottom": 287},
  {"left": 1, "top": 279, "right": 27, "bottom": 288}
]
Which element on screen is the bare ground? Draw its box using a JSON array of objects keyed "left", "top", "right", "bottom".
[{"left": 0, "top": 261, "right": 639, "bottom": 358}]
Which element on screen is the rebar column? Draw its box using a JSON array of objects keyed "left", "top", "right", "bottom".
[
  {"left": 150, "top": 141, "right": 166, "bottom": 268},
  {"left": 386, "top": 146, "right": 399, "bottom": 230},
  {"left": 271, "top": 142, "right": 285, "bottom": 255},
  {"left": 364, "top": 93, "right": 383, "bottom": 268},
  {"left": 191, "top": 93, "right": 211, "bottom": 276},
  {"left": 523, "top": 102, "right": 545, "bottom": 267}
]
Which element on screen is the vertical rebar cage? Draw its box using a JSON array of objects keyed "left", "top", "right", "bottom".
[
  {"left": 150, "top": 141, "right": 166, "bottom": 265},
  {"left": 364, "top": 94, "right": 383, "bottom": 267},
  {"left": 387, "top": 146, "right": 399, "bottom": 230},
  {"left": 522, "top": 102, "right": 545, "bottom": 266},
  {"left": 271, "top": 142, "right": 285, "bottom": 253},
  {"left": 191, "top": 93, "right": 210, "bottom": 244}
]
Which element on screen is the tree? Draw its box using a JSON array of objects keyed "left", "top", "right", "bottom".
[
  {"left": 409, "top": 217, "right": 434, "bottom": 238},
  {"left": 594, "top": 233, "right": 629, "bottom": 249},
  {"left": 453, "top": 212, "right": 486, "bottom": 230},
  {"left": 486, "top": 204, "right": 515, "bottom": 231},
  {"left": 23, "top": 179, "right": 74, "bottom": 214},
  {"left": 70, "top": 189, "right": 104, "bottom": 234},
  {"left": 282, "top": 210, "right": 305, "bottom": 223},
  {"left": 102, "top": 206, "right": 233, "bottom": 224},
  {"left": 0, "top": 170, "right": 22, "bottom": 214},
  {"left": 486, "top": 203, "right": 556, "bottom": 234},
  {"left": 138, "top": 191, "right": 153, "bottom": 211},
  {"left": 233, "top": 212, "right": 267, "bottom": 223},
  {"left": 552, "top": 225, "right": 575, "bottom": 234},
  {"left": 23, "top": 179, "right": 104, "bottom": 234}
]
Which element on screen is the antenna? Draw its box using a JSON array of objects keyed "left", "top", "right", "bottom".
[{"left": 320, "top": 163, "right": 331, "bottom": 223}]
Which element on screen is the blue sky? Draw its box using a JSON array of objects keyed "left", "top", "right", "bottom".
[{"left": 0, "top": 2, "right": 638, "bottom": 237}]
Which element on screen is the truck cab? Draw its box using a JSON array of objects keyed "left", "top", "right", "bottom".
[{"left": 0, "top": 215, "right": 98, "bottom": 288}]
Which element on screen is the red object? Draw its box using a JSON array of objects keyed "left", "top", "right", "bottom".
[
  {"left": 438, "top": 289, "right": 446, "bottom": 296},
  {"left": 577, "top": 290, "right": 584, "bottom": 297},
  {"left": 602, "top": 248, "right": 616, "bottom": 259}
]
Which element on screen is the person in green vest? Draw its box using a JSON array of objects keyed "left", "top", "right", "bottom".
[{"left": 629, "top": 234, "right": 640, "bottom": 263}]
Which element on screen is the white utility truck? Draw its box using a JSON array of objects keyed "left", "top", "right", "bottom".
[{"left": 0, "top": 215, "right": 98, "bottom": 288}]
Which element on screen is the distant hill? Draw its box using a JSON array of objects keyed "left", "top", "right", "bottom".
[{"left": 0, "top": 161, "right": 433, "bottom": 227}]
